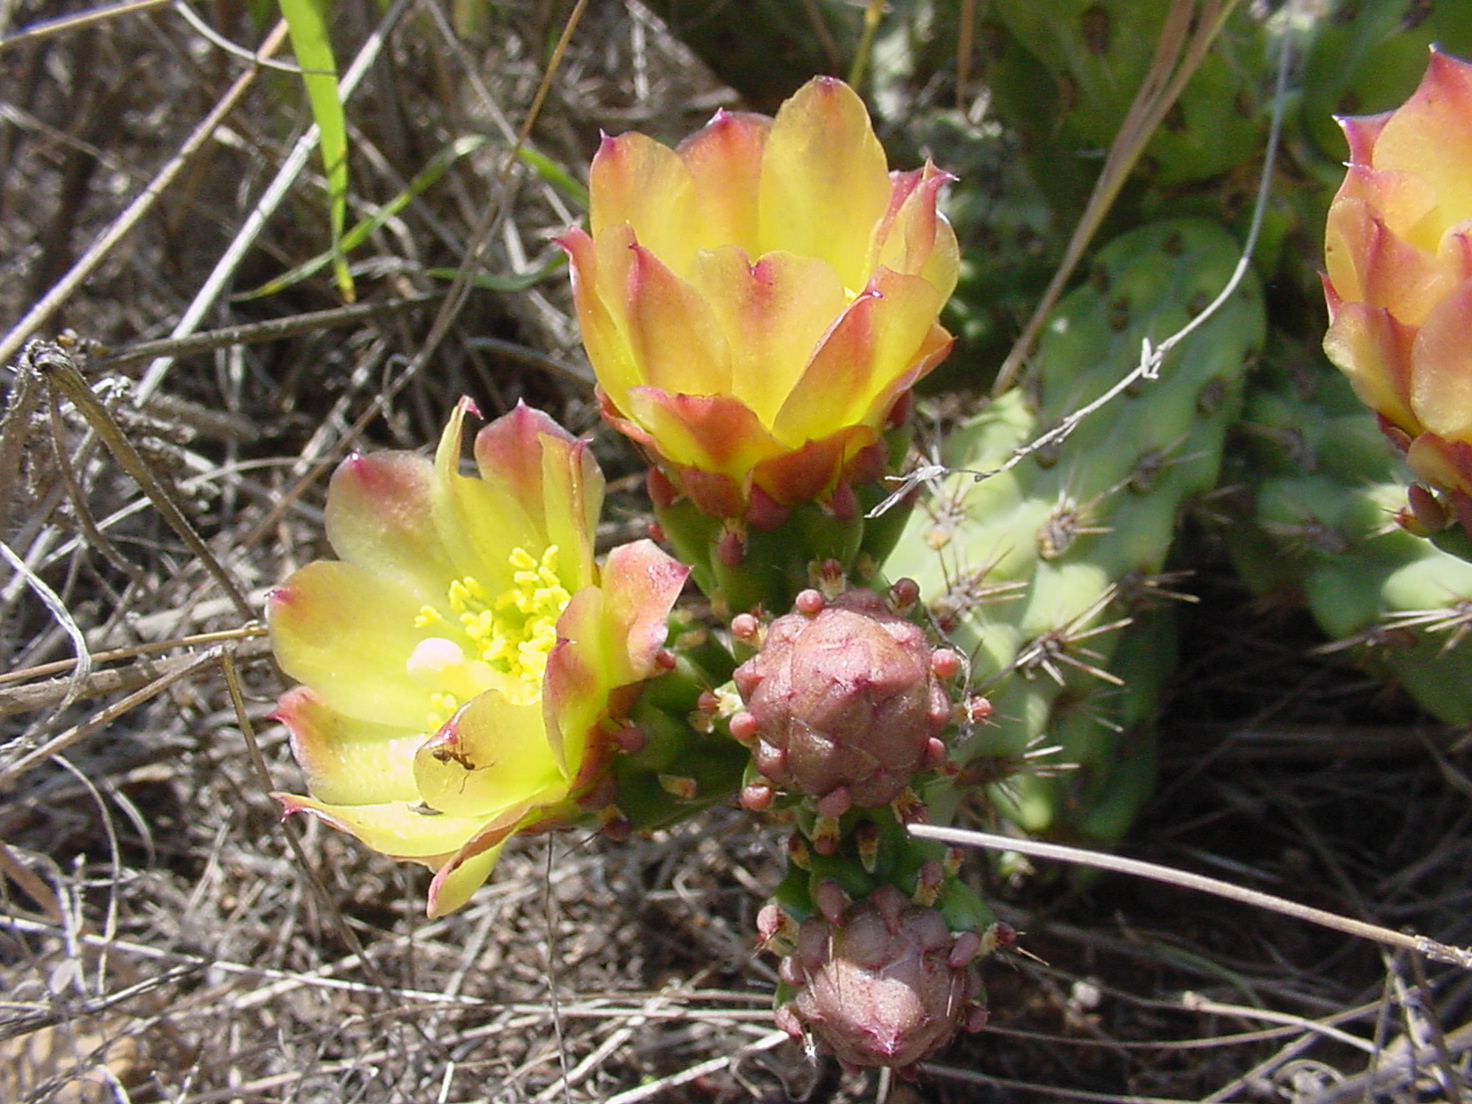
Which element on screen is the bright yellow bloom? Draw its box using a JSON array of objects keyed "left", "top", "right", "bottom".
[
  {"left": 560, "top": 77, "right": 958, "bottom": 520},
  {"left": 267, "top": 401, "right": 687, "bottom": 916},
  {"left": 1323, "top": 47, "right": 1472, "bottom": 532}
]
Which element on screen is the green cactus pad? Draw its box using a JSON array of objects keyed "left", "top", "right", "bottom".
[
  {"left": 1224, "top": 355, "right": 1472, "bottom": 730},
  {"left": 890, "top": 217, "right": 1264, "bottom": 841}
]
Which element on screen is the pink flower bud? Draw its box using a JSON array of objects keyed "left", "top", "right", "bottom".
[
  {"left": 777, "top": 884, "right": 985, "bottom": 1070},
  {"left": 731, "top": 588, "right": 952, "bottom": 813}
]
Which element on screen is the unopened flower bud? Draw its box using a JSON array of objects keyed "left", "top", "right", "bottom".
[
  {"left": 731, "top": 588, "right": 952, "bottom": 815},
  {"left": 776, "top": 883, "right": 986, "bottom": 1070}
]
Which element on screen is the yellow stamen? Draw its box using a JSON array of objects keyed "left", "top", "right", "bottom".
[{"left": 408, "top": 546, "right": 572, "bottom": 725}]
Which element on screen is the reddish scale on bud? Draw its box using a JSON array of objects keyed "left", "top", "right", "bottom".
[
  {"left": 730, "top": 612, "right": 763, "bottom": 645},
  {"left": 888, "top": 576, "right": 921, "bottom": 613},
  {"left": 730, "top": 587, "right": 953, "bottom": 816},
  {"left": 775, "top": 883, "right": 987, "bottom": 1072},
  {"left": 716, "top": 521, "right": 747, "bottom": 567}
]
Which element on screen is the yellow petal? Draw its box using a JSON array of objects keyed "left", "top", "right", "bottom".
[
  {"left": 266, "top": 560, "right": 435, "bottom": 731},
  {"left": 685, "top": 246, "right": 848, "bottom": 424},
  {"left": 560, "top": 226, "right": 645, "bottom": 406},
  {"left": 413, "top": 692, "right": 567, "bottom": 818},
  {"left": 430, "top": 401, "right": 540, "bottom": 589},
  {"left": 677, "top": 109, "right": 771, "bottom": 257},
  {"left": 326, "top": 450, "right": 466, "bottom": 609},
  {"left": 758, "top": 77, "right": 892, "bottom": 293},
  {"left": 473, "top": 403, "right": 602, "bottom": 587},
  {"left": 542, "top": 590, "right": 608, "bottom": 775},
  {"left": 772, "top": 269, "right": 946, "bottom": 445},
  {"left": 426, "top": 829, "right": 511, "bottom": 918},
  {"left": 273, "top": 687, "right": 422, "bottom": 805},
  {"left": 275, "top": 793, "right": 491, "bottom": 858},
  {"left": 589, "top": 130, "right": 699, "bottom": 274}
]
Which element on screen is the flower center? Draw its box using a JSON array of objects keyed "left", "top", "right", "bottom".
[{"left": 409, "top": 545, "right": 571, "bottom": 730}]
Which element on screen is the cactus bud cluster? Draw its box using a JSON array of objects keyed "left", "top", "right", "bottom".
[{"left": 729, "top": 584, "right": 957, "bottom": 817}]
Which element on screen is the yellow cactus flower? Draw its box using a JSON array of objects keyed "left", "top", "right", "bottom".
[
  {"left": 267, "top": 401, "right": 687, "bottom": 917},
  {"left": 560, "top": 76, "right": 958, "bottom": 521},
  {"left": 1323, "top": 47, "right": 1472, "bottom": 532}
]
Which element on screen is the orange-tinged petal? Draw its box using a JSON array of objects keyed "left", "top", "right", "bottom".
[
  {"left": 870, "top": 164, "right": 960, "bottom": 297},
  {"left": 751, "top": 426, "right": 875, "bottom": 506},
  {"left": 1408, "top": 431, "right": 1472, "bottom": 500},
  {"left": 1334, "top": 165, "right": 1441, "bottom": 251},
  {"left": 273, "top": 687, "right": 422, "bottom": 805},
  {"left": 1322, "top": 293, "right": 1420, "bottom": 434},
  {"left": 1410, "top": 279, "right": 1472, "bottom": 440},
  {"left": 1372, "top": 49, "right": 1472, "bottom": 229},
  {"left": 426, "top": 825, "right": 516, "bottom": 918},
  {"left": 677, "top": 109, "right": 771, "bottom": 256},
  {"left": 413, "top": 693, "right": 567, "bottom": 818},
  {"left": 624, "top": 243, "right": 732, "bottom": 395},
  {"left": 560, "top": 226, "right": 644, "bottom": 403},
  {"left": 588, "top": 130, "right": 698, "bottom": 271},
  {"left": 624, "top": 388, "right": 784, "bottom": 475},
  {"left": 596, "top": 539, "right": 688, "bottom": 688},
  {"left": 267, "top": 561, "right": 435, "bottom": 731},
  {"left": 473, "top": 403, "right": 601, "bottom": 586},
  {"left": 685, "top": 246, "right": 849, "bottom": 424},
  {"left": 1325, "top": 193, "right": 1451, "bottom": 324},
  {"left": 274, "top": 793, "right": 492, "bottom": 858},
  {"left": 772, "top": 269, "right": 947, "bottom": 444},
  {"left": 758, "top": 76, "right": 892, "bottom": 292},
  {"left": 1339, "top": 110, "right": 1391, "bottom": 165}
]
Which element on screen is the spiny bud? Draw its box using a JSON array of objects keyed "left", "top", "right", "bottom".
[
  {"left": 774, "top": 883, "right": 987, "bottom": 1071},
  {"left": 730, "top": 586, "right": 953, "bottom": 815}
]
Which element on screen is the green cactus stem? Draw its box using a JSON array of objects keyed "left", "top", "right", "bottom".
[
  {"left": 1223, "top": 353, "right": 1472, "bottom": 729},
  {"left": 888, "top": 217, "right": 1264, "bottom": 842}
]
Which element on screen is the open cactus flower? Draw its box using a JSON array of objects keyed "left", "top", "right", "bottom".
[
  {"left": 559, "top": 76, "right": 958, "bottom": 523},
  {"left": 1323, "top": 47, "right": 1472, "bottom": 535},
  {"left": 266, "top": 400, "right": 688, "bottom": 917}
]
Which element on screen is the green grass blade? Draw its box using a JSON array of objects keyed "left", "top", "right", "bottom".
[
  {"left": 516, "top": 145, "right": 589, "bottom": 209},
  {"left": 278, "top": 0, "right": 353, "bottom": 300},
  {"left": 237, "top": 135, "right": 490, "bottom": 300}
]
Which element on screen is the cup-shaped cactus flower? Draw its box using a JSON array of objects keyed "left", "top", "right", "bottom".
[
  {"left": 266, "top": 401, "right": 688, "bottom": 917},
  {"left": 1322, "top": 47, "right": 1472, "bottom": 534},
  {"left": 559, "top": 76, "right": 958, "bottom": 523}
]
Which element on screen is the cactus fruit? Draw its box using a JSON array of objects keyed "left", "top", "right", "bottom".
[
  {"left": 1223, "top": 354, "right": 1472, "bottom": 729},
  {"left": 730, "top": 584, "right": 956, "bottom": 817},
  {"left": 774, "top": 882, "right": 988, "bottom": 1072},
  {"left": 887, "top": 218, "right": 1265, "bottom": 842}
]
